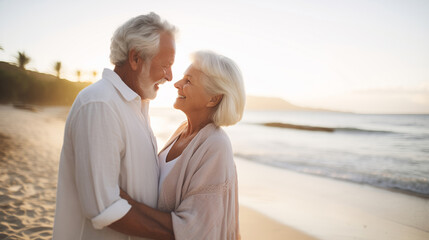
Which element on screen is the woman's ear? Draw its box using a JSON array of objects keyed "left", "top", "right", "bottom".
[
  {"left": 128, "top": 49, "right": 142, "bottom": 71},
  {"left": 207, "top": 94, "right": 223, "bottom": 108}
]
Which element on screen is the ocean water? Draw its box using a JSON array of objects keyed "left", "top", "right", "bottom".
[{"left": 150, "top": 108, "right": 429, "bottom": 197}]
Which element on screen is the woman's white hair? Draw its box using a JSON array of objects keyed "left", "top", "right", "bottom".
[
  {"left": 191, "top": 51, "right": 246, "bottom": 127},
  {"left": 110, "top": 12, "right": 176, "bottom": 66}
]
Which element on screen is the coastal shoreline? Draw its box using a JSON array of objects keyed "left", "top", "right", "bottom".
[{"left": 236, "top": 157, "right": 429, "bottom": 240}]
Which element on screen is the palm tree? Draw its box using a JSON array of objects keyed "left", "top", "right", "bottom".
[
  {"left": 92, "top": 70, "right": 97, "bottom": 82},
  {"left": 54, "top": 61, "right": 62, "bottom": 79},
  {"left": 16, "top": 51, "right": 31, "bottom": 70},
  {"left": 76, "top": 70, "right": 81, "bottom": 82}
]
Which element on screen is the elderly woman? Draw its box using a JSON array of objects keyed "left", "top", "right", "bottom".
[{"left": 121, "top": 50, "right": 245, "bottom": 240}]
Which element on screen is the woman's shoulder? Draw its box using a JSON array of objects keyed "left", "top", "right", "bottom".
[
  {"left": 204, "top": 125, "right": 232, "bottom": 148},
  {"left": 186, "top": 124, "right": 236, "bottom": 180},
  {"left": 200, "top": 126, "right": 234, "bottom": 165}
]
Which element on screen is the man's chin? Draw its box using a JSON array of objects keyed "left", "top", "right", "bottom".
[
  {"left": 141, "top": 83, "right": 162, "bottom": 100},
  {"left": 145, "top": 94, "right": 157, "bottom": 100},
  {"left": 141, "top": 90, "right": 157, "bottom": 100}
]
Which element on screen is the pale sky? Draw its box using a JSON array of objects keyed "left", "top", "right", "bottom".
[{"left": 1, "top": 0, "right": 428, "bottom": 113}]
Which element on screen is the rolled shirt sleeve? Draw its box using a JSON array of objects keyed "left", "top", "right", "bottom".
[
  {"left": 71, "top": 102, "right": 130, "bottom": 229},
  {"left": 91, "top": 198, "right": 131, "bottom": 229}
]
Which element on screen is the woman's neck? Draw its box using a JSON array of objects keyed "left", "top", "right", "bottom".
[{"left": 182, "top": 111, "right": 213, "bottom": 138}]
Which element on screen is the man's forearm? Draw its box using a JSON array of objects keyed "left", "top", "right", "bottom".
[
  {"left": 131, "top": 200, "right": 174, "bottom": 233},
  {"left": 108, "top": 206, "right": 174, "bottom": 240},
  {"left": 119, "top": 189, "right": 174, "bottom": 233}
]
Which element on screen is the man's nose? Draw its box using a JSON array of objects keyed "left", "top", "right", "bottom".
[{"left": 165, "top": 67, "right": 173, "bottom": 81}]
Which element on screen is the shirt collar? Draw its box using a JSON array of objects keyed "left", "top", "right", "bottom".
[{"left": 103, "top": 68, "right": 140, "bottom": 102}]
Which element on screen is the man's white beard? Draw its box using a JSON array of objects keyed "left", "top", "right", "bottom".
[
  {"left": 142, "top": 81, "right": 157, "bottom": 100},
  {"left": 140, "top": 61, "right": 157, "bottom": 100}
]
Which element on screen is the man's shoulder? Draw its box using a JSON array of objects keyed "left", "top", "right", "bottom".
[
  {"left": 77, "top": 78, "right": 116, "bottom": 103},
  {"left": 68, "top": 78, "right": 123, "bottom": 120}
]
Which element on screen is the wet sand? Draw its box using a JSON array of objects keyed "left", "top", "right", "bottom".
[
  {"left": 236, "top": 157, "right": 429, "bottom": 240},
  {"left": 239, "top": 205, "right": 317, "bottom": 240}
]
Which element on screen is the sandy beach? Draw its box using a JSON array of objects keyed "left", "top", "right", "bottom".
[
  {"left": 0, "top": 105, "right": 67, "bottom": 239},
  {"left": 0, "top": 104, "right": 428, "bottom": 239},
  {"left": 239, "top": 206, "right": 317, "bottom": 240}
]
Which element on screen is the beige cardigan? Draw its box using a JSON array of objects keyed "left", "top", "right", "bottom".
[{"left": 157, "top": 122, "right": 240, "bottom": 240}]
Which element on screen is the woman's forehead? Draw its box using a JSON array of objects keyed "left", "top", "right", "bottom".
[{"left": 184, "top": 64, "right": 202, "bottom": 76}]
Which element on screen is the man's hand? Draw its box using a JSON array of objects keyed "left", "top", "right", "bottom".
[{"left": 120, "top": 188, "right": 135, "bottom": 205}]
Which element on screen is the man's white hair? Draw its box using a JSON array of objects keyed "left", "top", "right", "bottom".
[
  {"left": 191, "top": 51, "right": 246, "bottom": 127},
  {"left": 110, "top": 12, "right": 177, "bottom": 66}
]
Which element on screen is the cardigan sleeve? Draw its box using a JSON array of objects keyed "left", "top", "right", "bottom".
[{"left": 171, "top": 133, "right": 239, "bottom": 240}]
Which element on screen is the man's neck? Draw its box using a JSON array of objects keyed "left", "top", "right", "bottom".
[{"left": 114, "top": 64, "right": 144, "bottom": 99}]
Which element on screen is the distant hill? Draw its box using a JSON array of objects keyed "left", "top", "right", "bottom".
[
  {"left": 0, "top": 61, "right": 91, "bottom": 105},
  {"left": 0, "top": 61, "right": 333, "bottom": 111},
  {"left": 245, "top": 95, "right": 329, "bottom": 111}
]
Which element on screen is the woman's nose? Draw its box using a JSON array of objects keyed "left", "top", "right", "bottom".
[{"left": 174, "top": 79, "right": 182, "bottom": 89}]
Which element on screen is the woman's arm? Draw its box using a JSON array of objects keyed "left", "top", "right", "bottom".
[{"left": 120, "top": 189, "right": 174, "bottom": 234}]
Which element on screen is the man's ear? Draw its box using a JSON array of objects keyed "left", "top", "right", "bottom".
[
  {"left": 207, "top": 94, "right": 223, "bottom": 108},
  {"left": 128, "top": 49, "right": 142, "bottom": 71}
]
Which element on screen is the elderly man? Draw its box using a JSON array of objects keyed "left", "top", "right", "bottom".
[{"left": 53, "top": 13, "right": 176, "bottom": 240}]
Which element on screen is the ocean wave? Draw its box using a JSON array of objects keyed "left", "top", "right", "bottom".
[
  {"left": 255, "top": 122, "right": 395, "bottom": 134},
  {"left": 334, "top": 127, "right": 394, "bottom": 134},
  {"left": 234, "top": 153, "right": 429, "bottom": 197}
]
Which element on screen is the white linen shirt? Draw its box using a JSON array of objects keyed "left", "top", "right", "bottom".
[{"left": 53, "top": 68, "right": 159, "bottom": 240}]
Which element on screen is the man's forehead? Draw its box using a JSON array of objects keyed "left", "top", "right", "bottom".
[
  {"left": 159, "top": 37, "right": 175, "bottom": 57},
  {"left": 159, "top": 32, "right": 175, "bottom": 49}
]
